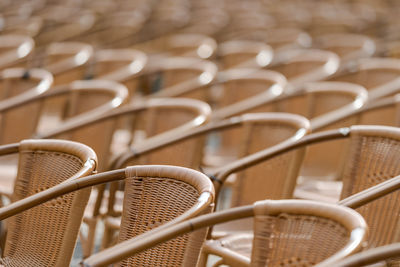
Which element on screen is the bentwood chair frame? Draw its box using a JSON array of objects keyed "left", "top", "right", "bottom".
[
  {"left": 82, "top": 199, "right": 367, "bottom": 267},
  {"left": 0, "top": 139, "right": 97, "bottom": 267},
  {"left": 0, "top": 165, "right": 214, "bottom": 267}
]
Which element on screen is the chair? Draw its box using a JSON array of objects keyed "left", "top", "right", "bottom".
[
  {"left": 42, "top": 42, "right": 93, "bottom": 85},
  {"left": 82, "top": 199, "right": 367, "bottom": 267},
  {"left": 201, "top": 125, "right": 400, "bottom": 261},
  {"left": 0, "top": 35, "right": 34, "bottom": 69},
  {"left": 41, "top": 97, "right": 210, "bottom": 256},
  {"left": 0, "top": 79, "right": 127, "bottom": 146},
  {"left": 313, "top": 33, "right": 375, "bottom": 63},
  {"left": 327, "top": 57, "right": 400, "bottom": 100},
  {"left": 0, "top": 68, "right": 52, "bottom": 106},
  {"left": 102, "top": 112, "right": 309, "bottom": 247},
  {"left": 91, "top": 49, "right": 148, "bottom": 99},
  {"left": 217, "top": 40, "right": 273, "bottom": 69},
  {"left": 0, "top": 165, "right": 214, "bottom": 267},
  {"left": 0, "top": 139, "right": 97, "bottom": 266},
  {"left": 267, "top": 49, "right": 340, "bottom": 88},
  {"left": 318, "top": 243, "right": 400, "bottom": 267}
]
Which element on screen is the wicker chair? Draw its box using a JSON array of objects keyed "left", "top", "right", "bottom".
[
  {"left": 327, "top": 57, "right": 400, "bottom": 100},
  {"left": 82, "top": 199, "right": 367, "bottom": 267},
  {"left": 217, "top": 40, "right": 273, "bottom": 69},
  {"left": 0, "top": 139, "right": 97, "bottom": 266},
  {"left": 0, "top": 35, "right": 35, "bottom": 69},
  {"left": 200, "top": 125, "right": 400, "bottom": 263},
  {"left": 0, "top": 79, "right": 127, "bottom": 146},
  {"left": 131, "top": 33, "right": 217, "bottom": 60},
  {"left": 0, "top": 68, "right": 53, "bottom": 105},
  {"left": 91, "top": 49, "right": 148, "bottom": 99},
  {"left": 102, "top": 112, "right": 310, "bottom": 247},
  {"left": 267, "top": 48, "right": 340, "bottom": 88},
  {"left": 41, "top": 97, "right": 210, "bottom": 256},
  {"left": 43, "top": 42, "right": 93, "bottom": 85},
  {"left": 0, "top": 165, "right": 214, "bottom": 267},
  {"left": 313, "top": 33, "right": 375, "bottom": 63}
]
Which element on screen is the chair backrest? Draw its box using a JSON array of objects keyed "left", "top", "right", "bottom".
[
  {"left": 0, "top": 35, "right": 34, "bottom": 69},
  {"left": 218, "top": 40, "right": 273, "bottom": 69},
  {"left": 2, "top": 139, "right": 97, "bottom": 267},
  {"left": 327, "top": 58, "right": 400, "bottom": 99},
  {"left": 44, "top": 42, "right": 93, "bottom": 85},
  {"left": 81, "top": 199, "right": 366, "bottom": 267},
  {"left": 268, "top": 49, "right": 339, "bottom": 87},
  {"left": 167, "top": 33, "right": 217, "bottom": 59},
  {"left": 212, "top": 68, "right": 287, "bottom": 120},
  {"left": 117, "top": 165, "right": 214, "bottom": 267},
  {"left": 339, "top": 125, "right": 400, "bottom": 248},
  {"left": 93, "top": 49, "right": 147, "bottom": 99},
  {"left": 143, "top": 57, "right": 218, "bottom": 101},
  {"left": 250, "top": 200, "right": 367, "bottom": 267},
  {"left": 0, "top": 68, "right": 53, "bottom": 144},
  {"left": 314, "top": 33, "right": 375, "bottom": 62}
]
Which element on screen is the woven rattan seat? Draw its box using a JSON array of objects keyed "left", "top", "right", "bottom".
[
  {"left": 0, "top": 165, "right": 214, "bottom": 267},
  {"left": 0, "top": 139, "right": 97, "bottom": 267},
  {"left": 82, "top": 199, "right": 367, "bottom": 267}
]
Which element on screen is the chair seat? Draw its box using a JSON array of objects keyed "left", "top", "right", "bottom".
[
  {"left": 294, "top": 178, "right": 342, "bottom": 203},
  {"left": 205, "top": 232, "right": 254, "bottom": 260}
]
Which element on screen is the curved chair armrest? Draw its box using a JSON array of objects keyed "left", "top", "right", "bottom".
[
  {"left": 338, "top": 174, "right": 400, "bottom": 209},
  {"left": 212, "top": 128, "right": 351, "bottom": 191}
]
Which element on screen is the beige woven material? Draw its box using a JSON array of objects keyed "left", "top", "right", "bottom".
[
  {"left": 0, "top": 139, "right": 97, "bottom": 267},
  {"left": 82, "top": 199, "right": 366, "bottom": 267}
]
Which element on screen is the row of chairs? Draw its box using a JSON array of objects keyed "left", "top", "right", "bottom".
[{"left": 2, "top": 0, "right": 400, "bottom": 266}]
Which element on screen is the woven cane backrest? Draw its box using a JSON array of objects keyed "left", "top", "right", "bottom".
[
  {"left": 251, "top": 200, "right": 364, "bottom": 267},
  {"left": 218, "top": 40, "right": 273, "bottom": 69},
  {"left": 2, "top": 139, "right": 96, "bottom": 267},
  {"left": 44, "top": 42, "right": 93, "bottom": 85},
  {"left": 327, "top": 58, "right": 400, "bottom": 99},
  {"left": 231, "top": 114, "right": 309, "bottom": 206},
  {"left": 127, "top": 99, "right": 210, "bottom": 168},
  {"left": 267, "top": 49, "right": 339, "bottom": 85},
  {"left": 117, "top": 166, "right": 214, "bottom": 267},
  {"left": 93, "top": 49, "right": 147, "bottom": 98},
  {"left": 0, "top": 68, "right": 53, "bottom": 145},
  {"left": 340, "top": 125, "right": 400, "bottom": 248}
]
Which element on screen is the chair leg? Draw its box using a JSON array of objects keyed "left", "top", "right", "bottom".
[
  {"left": 81, "top": 217, "right": 98, "bottom": 258},
  {"left": 101, "top": 221, "right": 118, "bottom": 249},
  {"left": 198, "top": 249, "right": 209, "bottom": 267}
]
